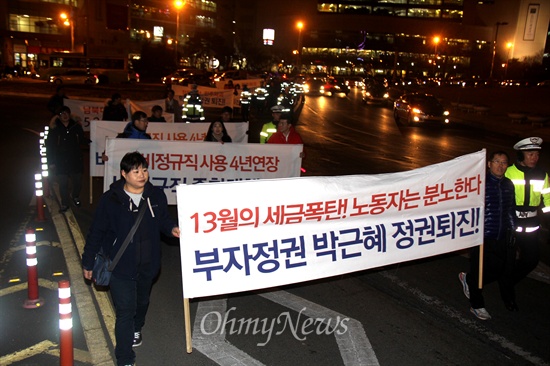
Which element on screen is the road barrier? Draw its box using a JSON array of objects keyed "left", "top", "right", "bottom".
[
  {"left": 58, "top": 280, "right": 74, "bottom": 365},
  {"left": 23, "top": 228, "right": 44, "bottom": 309},
  {"left": 34, "top": 173, "right": 46, "bottom": 222},
  {"left": 40, "top": 128, "right": 50, "bottom": 198}
]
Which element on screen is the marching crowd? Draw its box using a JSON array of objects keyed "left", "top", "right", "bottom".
[
  {"left": 45, "top": 83, "right": 304, "bottom": 366},
  {"left": 45, "top": 82, "right": 549, "bottom": 365}
]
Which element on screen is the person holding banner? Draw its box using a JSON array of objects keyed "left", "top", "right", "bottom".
[
  {"left": 458, "top": 151, "right": 516, "bottom": 320},
  {"left": 46, "top": 105, "right": 90, "bottom": 212},
  {"left": 267, "top": 113, "right": 304, "bottom": 145},
  {"left": 147, "top": 105, "right": 166, "bottom": 122},
  {"left": 82, "top": 151, "right": 180, "bottom": 366},
  {"left": 204, "top": 121, "right": 232, "bottom": 143},
  {"left": 220, "top": 106, "right": 235, "bottom": 123},
  {"left": 103, "top": 93, "right": 128, "bottom": 121},
  {"left": 118, "top": 111, "right": 152, "bottom": 140},
  {"left": 503, "top": 137, "right": 550, "bottom": 311}
]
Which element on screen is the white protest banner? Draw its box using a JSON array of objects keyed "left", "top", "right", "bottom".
[
  {"left": 177, "top": 150, "right": 486, "bottom": 299},
  {"left": 104, "top": 138, "right": 303, "bottom": 204},
  {"left": 171, "top": 85, "right": 236, "bottom": 109},
  {"left": 90, "top": 120, "right": 249, "bottom": 176},
  {"left": 64, "top": 99, "right": 105, "bottom": 132},
  {"left": 128, "top": 99, "right": 174, "bottom": 122},
  {"left": 214, "top": 78, "right": 264, "bottom": 90},
  {"left": 64, "top": 98, "right": 131, "bottom": 131}
]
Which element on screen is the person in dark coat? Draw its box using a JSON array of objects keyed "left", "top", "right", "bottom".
[
  {"left": 102, "top": 93, "right": 128, "bottom": 121},
  {"left": 147, "top": 105, "right": 166, "bottom": 122},
  {"left": 47, "top": 85, "right": 68, "bottom": 116},
  {"left": 46, "top": 105, "right": 90, "bottom": 212},
  {"left": 458, "top": 151, "right": 516, "bottom": 320},
  {"left": 82, "top": 151, "right": 180, "bottom": 366}
]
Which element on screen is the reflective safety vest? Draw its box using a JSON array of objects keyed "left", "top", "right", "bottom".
[
  {"left": 505, "top": 163, "right": 550, "bottom": 231},
  {"left": 182, "top": 92, "right": 205, "bottom": 122},
  {"left": 259, "top": 121, "right": 277, "bottom": 144}
]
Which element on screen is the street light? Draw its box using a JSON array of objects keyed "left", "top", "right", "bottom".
[
  {"left": 505, "top": 42, "right": 513, "bottom": 79},
  {"left": 296, "top": 21, "right": 304, "bottom": 73},
  {"left": 60, "top": 12, "right": 74, "bottom": 52},
  {"left": 433, "top": 36, "right": 440, "bottom": 77},
  {"left": 174, "top": 0, "right": 184, "bottom": 66},
  {"left": 489, "top": 21, "right": 508, "bottom": 81}
]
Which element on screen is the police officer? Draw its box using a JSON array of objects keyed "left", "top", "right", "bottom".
[
  {"left": 259, "top": 105, "right": 283, "bottom": 144},
  {"left": 182, "top": 84, "right": 205, "bottom": 122},
  {"left": 239, "top": 84, "right": 252, "bottom": 121},
  {"left": 504, "top": 136, "right": 550, "bottom": 311}
]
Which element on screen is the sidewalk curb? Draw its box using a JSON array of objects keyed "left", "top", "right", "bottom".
[{"left": 46, "top": 194, "right": 116, "bottom": 366}]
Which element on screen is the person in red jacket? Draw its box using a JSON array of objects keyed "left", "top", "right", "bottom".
[{"left": 267, "top": 113, "right": 303, "bottom": 144}]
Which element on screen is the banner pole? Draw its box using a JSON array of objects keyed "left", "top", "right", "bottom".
[
  {"left": 184, "top": 298, "right": 192, "bottom": 353},
  {"left": 477, "top": 243, "right": 484, "bottom": 289},
  {"left": 89, "top": 176, "right": 93, "bottom": 205}
]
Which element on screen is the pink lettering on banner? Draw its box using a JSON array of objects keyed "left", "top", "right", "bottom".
[{"left": 188, "top": 174, "right": 482, "bottom": 234}]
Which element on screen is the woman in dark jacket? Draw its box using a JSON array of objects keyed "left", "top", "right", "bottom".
[{"left": 82, "top": 152, "right": 179, "bottom": 366}]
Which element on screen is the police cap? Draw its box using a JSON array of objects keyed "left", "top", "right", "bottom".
[
  {"left": 513, "top": 137, "right": 543, "bottom": 150},
  {"left": 270, "top": 105, "right": 284, "bottom": 113}
]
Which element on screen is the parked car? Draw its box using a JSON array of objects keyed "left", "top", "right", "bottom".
[
  {"left": 303, "top": 78, "right": 325, "bottom": 96},
  {"left": 393, "top": 93, "right": 450, "bottom": 126},
  {"left": 162, "top": 68, "right": 212, "bottom": 86},
  {"left": 48, "top": 70, "right": 98, "bottom": 85},
  {"left": 323, "top": 77, "right": 350, "bottom": 96},
  {"left": 362, "top": 81, "right": 391, "bottom": 106}
]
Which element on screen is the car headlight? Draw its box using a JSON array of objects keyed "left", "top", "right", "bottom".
[
  {"left": 412, "top": 108, "right": 422, "bottom": 114},
  {"left": 443, "top": 110, "right": 450, "bottom": 116},
  {"left": 383, "top": 93, "right": 389, "bottom": 99}
]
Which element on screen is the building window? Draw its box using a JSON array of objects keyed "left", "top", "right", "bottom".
[
  {"left": 40, "top": 0, "right": 79, "bottom": 5},
  {"left": 317, "top": 0, "right": 462, "bottom": 18},
  {"left": 9, "top": 14, "right": 62, "bottom": 34},
  {"left": 408, "top": 0, "right": 442, "bottom": 5},
  {"left": 408, "top": 8, "right": 441, "bottom": 18},
  {"left": 318, "top": 3, "right": 338, "bottom": 13},
  {"left": 131, "top": 4, "right": 172, "bottom": 21},
  {"left": 195, "top": 15, "right": 215, "bottom": 28},
  {"left": 192, "top": 0, "right": 216, "bottom": 12}
]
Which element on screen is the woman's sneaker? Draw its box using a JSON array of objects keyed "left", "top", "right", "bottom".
[
  {"left": 132, "top": 331, "right": 142, "bottom": 347},
  {"left": 470, "top": 307, "right": 491, "bottom": 320}
]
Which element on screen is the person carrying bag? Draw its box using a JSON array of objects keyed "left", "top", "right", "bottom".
[
  {"left": 92, "top": 203, "right": 147, "bottom": 286},
  {"left": 81, "top": 152, "right": 180, "bottom": 366}
]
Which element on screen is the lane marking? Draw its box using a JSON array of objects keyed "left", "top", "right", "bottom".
[
  {"left": 192, "top": 290, "right": 379, "bottom": 366},
  {"left": 46, "top": 193, "right": 115, "bottom": 366},
  {"left": 193, "top": 298, "right": 265, "bottom": 366},
  {"left": 380, "top": 271, "right": 548, "bottom": 366},
  {"left": 259, "top": 290, "right": 379, "bottom": 366}
]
